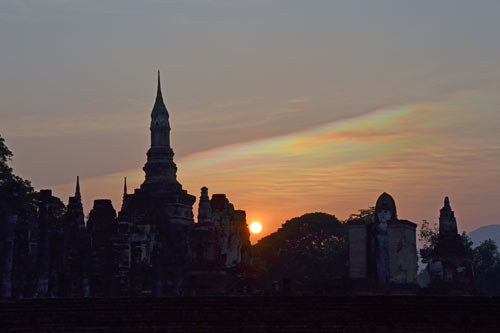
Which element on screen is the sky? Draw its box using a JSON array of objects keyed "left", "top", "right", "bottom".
[{"left": 1, "top": 0, "right": 500, "bottom": 242}]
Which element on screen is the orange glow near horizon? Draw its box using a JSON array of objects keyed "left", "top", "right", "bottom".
[{"left": 48, "top": 94, "right": 500, "bottom": 242}]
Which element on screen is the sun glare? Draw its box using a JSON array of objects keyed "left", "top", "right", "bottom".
[{"left": 249, "top": 221, "right": 262, "bottom": 234}]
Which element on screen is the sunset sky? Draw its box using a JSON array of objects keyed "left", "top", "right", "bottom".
[{"left": 1, "top": 1, "right": 500, "bottom": 242}]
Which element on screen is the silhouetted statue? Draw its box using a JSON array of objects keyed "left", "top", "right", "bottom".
[
  {"left": 349, "top": 192, "right": 417, "bottom": 295},
  {"left": 372, "top": 193, "right": 397, "bottom": 288}
]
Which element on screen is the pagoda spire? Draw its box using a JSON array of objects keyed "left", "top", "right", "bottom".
[
  {"left": 151, "top": 70, "right": 167, "bottom": 117},
  {"left": 156, "top": 70, "right": 163, "bottom": 102},
  {"left": 439, "top": 196, "right": 458, "bottom": 236},
  {"left": 142, "top": 71, "right": 179, "bottom": 193},
  {"left": 123, "top": 177, "right": 128, "bottom": 196},
  {"left": 444, "top": 196, "right": 451, "bottom": 209},
  {"left": 75, "top": 176, "right": 81, "bottom": 198}
]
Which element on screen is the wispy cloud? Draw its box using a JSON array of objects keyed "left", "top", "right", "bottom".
[
  {"left": 214, "top": 99, "right": 253, "bottom": 108},
  {"left": 288, "top": 97, "right": 309, "bottom": 104},
  {"left": 49, "top": 94, "right": 500, "bottom": 241}
]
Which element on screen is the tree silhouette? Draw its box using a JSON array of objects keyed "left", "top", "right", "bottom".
[
  {"left": 0, "top": 134, "right": 34, "bottom": 216},
  {"left": 473, "top": 239, "right": 500, "bottom": 295},
  {"left": 252, "top": 212, "right": 348, "bottom": 289}
]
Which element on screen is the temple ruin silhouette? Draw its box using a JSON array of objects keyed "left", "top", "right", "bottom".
[
  {"left": 0, "top": 73, "right": 474, "bottom": 299},
  {"left": 0, "top": 72, "right": 251, "bottom": 298}
]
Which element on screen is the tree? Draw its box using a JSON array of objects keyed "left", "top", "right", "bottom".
[
  {"left": 0, "top": 134, "right": 35, "bottom": 217},
  {"left": 0, "top": 135, "right": 13, "bottom": 165},
  {"left": 417, "top": 219, "right": 500, "bottom": 295},
  {"left": 347, "top": 207, "right": 375, "bottom": 224},
  {"left": 252, "top": 213, "right": 348, "bottom": 288},
  {"left": 418, "top": 220, "right": 439, "bottom": 264},
  {"left": 473, "top": 239, "right": 500, "bottom": 295},
  {"left": 418, "top": 220, "right": 473, "bottom": 264}
]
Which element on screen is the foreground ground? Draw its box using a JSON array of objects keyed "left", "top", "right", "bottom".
[{"left": 1, "top": 296, "right": 499, "bottom": 331}]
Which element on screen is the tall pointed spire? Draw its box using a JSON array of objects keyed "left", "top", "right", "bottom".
[
  {"left": 75, "top": 176, "right": 81, "bottom": 198},
  {"left": 156, "top": 70, "right": 163, "bottom": 102},
  {"left": 151, "top": 70, "right": 167, "bottom": 115},
  {"left": 142, "top": 71, "right": 179, "bottom": 193},
  {"left": 123, "top": 177, "right": 128, "bottom": 196}
]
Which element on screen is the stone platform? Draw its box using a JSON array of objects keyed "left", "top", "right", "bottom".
[{"left": 1, "top": 296, "right": 499, "bottom": 331}]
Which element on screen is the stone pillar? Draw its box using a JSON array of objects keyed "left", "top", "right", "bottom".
[
  {"left": 87, "top": 199, "right": 117, "bottom": 297},
  {"left": 233, "top": 210, "right": 251, "bottom": 267},
  {"left": 348, "top": 222, "right": 368, "bottom": 279},
  {"left": 387, "top": 220, "right": 417, "bottom": 285},
  {"left": 35, "top": 189, "right": 53, "bottom": 298},
  {"left": 1, "top": 212, "right": 18, "bottom": 298},
  {"left": 115, "top": 214, "right": 131, "bottom": 297}
]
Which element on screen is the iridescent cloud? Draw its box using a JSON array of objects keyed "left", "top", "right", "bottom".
[{"left": 52, "top": 94, "right": 500, "bottom": 242}]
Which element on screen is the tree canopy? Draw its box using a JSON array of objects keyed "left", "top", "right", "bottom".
[
  {"left": 418, "top": 220, "right": 473, "bottom": 264},
  {"left": 473, "top": 239, "right": 500, "bottom": 295},
  {"left": 252, "top": 212, "right": 348, "bottom": 287},
  {"left": 418, "top": 219, "right": 500, "bottom": 295},
  {"left": 0, "top": 134, "right": 34, "bottom": 216}
]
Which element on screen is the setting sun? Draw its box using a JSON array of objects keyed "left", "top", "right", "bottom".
[{"left": 249, "top": 221, "right": 262, "bottom": 234}]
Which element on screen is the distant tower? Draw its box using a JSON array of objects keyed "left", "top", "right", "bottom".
[
  {"left": 197, "top": 187, "right": 213, "bottom": 223},
  {"left": 62, "top": 177, "right": 86, "bottom": 297},
  {"left": 120, "top": 177, "right": 129, "bottom": 212},
  {"left": 141, "top": 71, "right": 181, "bottom": 193},
  {"left": 67, "top": 176, "right": 84, "bottom": 228},
  {"left": 439, "top": 197, "right": 458, "bottom": 236},
  {"left": 75, "top": 176, "right": 81, "bottom": 199},
  {"left": 427, "top": 197, "right": 473, "bottom": 294}
]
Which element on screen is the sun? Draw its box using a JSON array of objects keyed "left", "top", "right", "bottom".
[{"left": 249, "top": 221, "right": 262, "bottom": 234}]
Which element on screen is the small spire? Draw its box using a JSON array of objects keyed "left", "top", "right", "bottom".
[
  {"left": 444, "top": 196, "right": 451, "bottom": 209},
  {"left": 156, "top": 70, "right": 163, "bottom": 101},
  {"left": 75, "top": 176, "right": 81, "bottom": 198},
  {"left": 124, "top": 177, "right": 128, "bottom": 196}
]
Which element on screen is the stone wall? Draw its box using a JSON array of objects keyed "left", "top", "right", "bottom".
[{"left": 387, "top": 220, "right": 417, "bottom": 285}]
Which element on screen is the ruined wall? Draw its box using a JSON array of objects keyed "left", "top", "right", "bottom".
[
  {"left": 210, "top": 194, "right": 250, "bottom": 269},
  {"left": 387, "top": 220, "right": 417, "bottom": 285}
]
